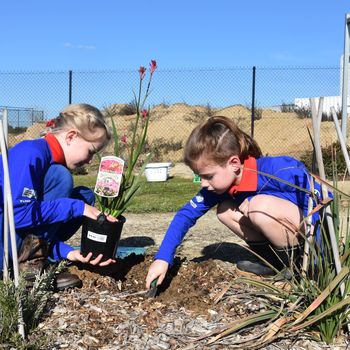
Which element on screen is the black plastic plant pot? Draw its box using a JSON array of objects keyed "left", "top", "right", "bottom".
[{"left": 80, "top": 214, "right": 126, "bottom": 262}]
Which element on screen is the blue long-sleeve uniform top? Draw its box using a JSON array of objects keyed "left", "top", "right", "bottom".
[
  {"left": 0, "top": 137, "right": 85, "bottom": 259},
  {"left": 155, "top": 156, "right": 325, "bottom": 265}
]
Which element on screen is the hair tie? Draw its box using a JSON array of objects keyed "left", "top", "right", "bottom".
[{"left": 46, "top": 119, "right": 56, "bottom": 128}]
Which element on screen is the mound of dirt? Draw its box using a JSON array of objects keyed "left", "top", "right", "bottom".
[
  {"left": 9, "top": 103, "right": 342, "bottom": 163},
  {"left": 101, "top": 103, "right": 343, "bottom": 162}
]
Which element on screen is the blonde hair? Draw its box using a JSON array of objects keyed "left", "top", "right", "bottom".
[
  {"left": 184, "top": 116, "right": 262, "bottom": 168},
  {"left": 43, "top": 103, "right": 111, "bottom": 144}
]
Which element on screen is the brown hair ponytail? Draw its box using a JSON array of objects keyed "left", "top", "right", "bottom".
[{"left": 184, "top": 116, "right": 262, "bottom": 167}]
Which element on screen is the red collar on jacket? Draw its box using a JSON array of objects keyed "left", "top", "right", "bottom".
[
  {"left": 45, "top": 133, "right": 66, "bottom": 165},
  {"left": 228, "top": 156, "right": 258, "bottom": 195}
]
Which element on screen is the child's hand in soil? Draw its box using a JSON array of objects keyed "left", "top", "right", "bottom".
[
  {"left": 146, "top": 259, "right": 169, "bottom": 289},
  {"left": 67, "top": 250, "right": 116, "bottom": 267}
]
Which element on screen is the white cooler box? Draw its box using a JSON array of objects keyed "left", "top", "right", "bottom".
[{"left": 145, "top": 162, "right": 172, "bottom": 182}]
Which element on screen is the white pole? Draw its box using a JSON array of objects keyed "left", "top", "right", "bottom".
[
  {"left": 0, "top": 120, "right": 25, "bottom": 338},
  {"left": 2, "top": 108, "right": 9, "bottom": 281},
  {"left": 331, "top": 107, "right": 350, "bottom": 175},
  {"left": 3, "top": 108, "right": 8, "bottom": 144},
  {"left": 310, "top": 98, "right": 344, "bottom": 297},
  {"left": 341, "top": 13, "right": 350, "bottom": 139},
  {"left": 301, "top": 178, "right": 314, "bottom": 276},
  {"left": 330, "top": 105, "right": 350, "bottom": 332}
]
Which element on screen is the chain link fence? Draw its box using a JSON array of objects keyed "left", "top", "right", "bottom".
[
  {"left": 0, "top": 106, "right": 44, "bottom": 129},
  {"left": 0, "top": 66, "right": 345, "bottom": 162}
]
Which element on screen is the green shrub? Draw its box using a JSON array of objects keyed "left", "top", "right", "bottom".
[
  {"left": 290, "top": 104, "right": 341, "bottom": 122},
  {"left": 281, "top": 102, "right": 295, "bottom": 113},
  {"left": 144, "top": 138, "right": 183, "bottom": 162},
  {"left": 8, "top": 126, "right": 27, "bottom": 134},
  {"left": 185, "top": 103, "right": 216, "bottom": 123},
  {"left": 253, "top": 107, "right": 263, "bottom": 120},
  {"left": 300, "top": 142, "right": 350, "bottom": 179},
  {"left": 118, "top": 101, "right": 137, "bottom": 116},
  {"left": 246, "top": 104, "right": 263, "bottom": 120},
  {"left": 0, "top": 262, "right": 66, "bottom": 348}
]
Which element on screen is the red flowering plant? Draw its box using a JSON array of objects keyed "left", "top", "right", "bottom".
[{"left": 96, "top": 60, "right": 157, "bottom": 218}]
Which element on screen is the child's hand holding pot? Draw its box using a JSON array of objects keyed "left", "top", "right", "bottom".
[
  {"left": 146, "top": 259, "right": 169, "bottom": 289},
  {"left": 67, "top": 250, "right": 116, "bottom": 267}
]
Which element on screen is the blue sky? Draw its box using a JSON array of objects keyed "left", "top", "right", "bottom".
[{"left": 1, "top": 0, "right": 350, "bottom": 71}]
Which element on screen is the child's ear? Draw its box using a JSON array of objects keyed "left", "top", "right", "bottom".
[
  {"left": 65, "top": 129, "right": 78, "bottom": 145},
  {"left": 228, "top": 155, "right": 241, "bottom": 172}
]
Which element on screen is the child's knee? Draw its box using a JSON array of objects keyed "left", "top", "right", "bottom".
[
  {"left": 71, "top": 186, "right": 95, "bottom": 205},
  {"left": 246, "top": 195, "right": 271, "bottom": 224},
  {"left": 217, "top": 199, "right": 242, "bottom": 224},
  {"left": 44, "top": 164, "right": 73, "bottom": 199},
  {"left": 217, "top": 200, "right": 232, "bottom": 222}
]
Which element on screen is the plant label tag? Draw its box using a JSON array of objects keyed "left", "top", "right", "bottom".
[
  {"left": 94, "top": 156, "right": 124, "bottom": 198},
  {"left": 87, "top": 230, "right": 107, "bottom": 243}
]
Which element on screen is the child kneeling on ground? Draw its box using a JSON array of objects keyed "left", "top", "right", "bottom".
[
  {"left": 146, "top": 116, "right": 325, "bottom": 289},
  {"left": 0, "top": 103, "right": 116, "bottom": 289}
]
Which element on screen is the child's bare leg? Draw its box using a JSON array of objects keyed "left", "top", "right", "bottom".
[
  {"left": 217, "top": 195, "right": 304, "bottom": 246},
  {"left": 245, "top": 194, "right": 303, "bottom": 247},
  {"left": 217, "top": 199, "right": 266, "bottom": 242},
  {"left": 217, "top": 195, "right": 304, "bottom": 275}
]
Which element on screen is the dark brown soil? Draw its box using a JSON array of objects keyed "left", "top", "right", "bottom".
[{"left": 69, "top": 254, "right": 236, "bottom": 318}]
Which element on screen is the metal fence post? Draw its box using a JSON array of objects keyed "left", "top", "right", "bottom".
[
  {"left": 69, "top": 70, "right": 73, "bottom": 105},
  {"left": 251, "top": 66, "right": 256, "bottom": 138}
]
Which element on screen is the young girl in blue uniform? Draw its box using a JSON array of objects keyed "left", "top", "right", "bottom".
[
  {"left": 146, "top": 116, "right": 323, "bottom": 288},
  {"left": 0, "top": 103, "right": 116, "bottom": 289}
]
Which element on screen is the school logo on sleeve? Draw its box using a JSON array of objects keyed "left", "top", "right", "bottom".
[
  {"left": 190, "top": 194, "right": 204, "bottom": 208},
  {"left": 22, "top": 187, "right": 37, "bottom": 199},
  {"left": 195, "top": 195, "right": 204, "bottom": 203}
]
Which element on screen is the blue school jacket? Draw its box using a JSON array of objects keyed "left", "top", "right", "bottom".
[
  {"left": 155, "top": 156, "right": 325, "bottom": 265},
  {"left": 0, "top": 137, "right": 85, "bottom": 260}
]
